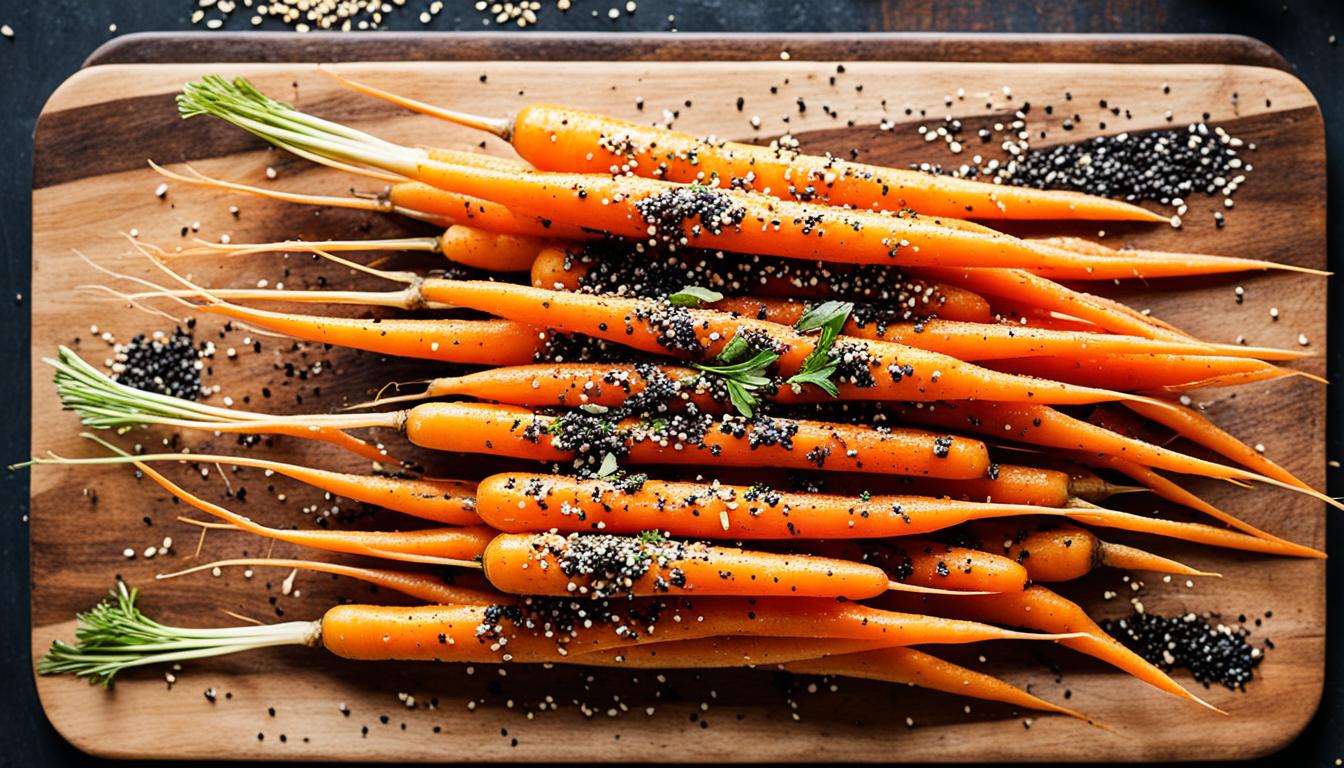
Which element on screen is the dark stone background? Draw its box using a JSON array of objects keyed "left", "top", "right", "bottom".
[{"left": 0, "top": 1, "right": 1339, "bottom": 765}]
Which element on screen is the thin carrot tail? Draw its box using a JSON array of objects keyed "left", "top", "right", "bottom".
[
  {"left": 324, "top": 70, "right": 514, "bottom": 140},
  {"left": 156, "top": 557, "right": 497, "bottom": 605},
  {"left": 1096, "top": 541, "right": 1220, "bottom": 577}
]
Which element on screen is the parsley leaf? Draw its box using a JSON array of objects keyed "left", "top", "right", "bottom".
[
  {"left": 787, "top": 301, "right": 853, "bottom": 396},
  {"left": 693, "top": 340, "right": 781, "bottom": 419},
  {"left": 668, "top": 285, "right": 725, "bottom": 307}
]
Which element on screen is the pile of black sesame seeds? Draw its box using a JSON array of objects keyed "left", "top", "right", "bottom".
[
  {"left": 1101, "top": 611, "right": 1265, "bottom": 690},
  {"left": 110, "top": 328, "right": 204, "bottom": 401},
  {"left": 913, "top": 97, "right": 1252, "bottom": 226}
]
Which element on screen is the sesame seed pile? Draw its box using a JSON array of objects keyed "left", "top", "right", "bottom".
[
  {"left": 1100, "top": 612, "right": 1265, "bottom": 690},
  {"left": 110, "top": 328, "right": 204, "bottom": 400}
]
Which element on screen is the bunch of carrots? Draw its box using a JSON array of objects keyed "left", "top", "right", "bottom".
[{"left": 22, "top": 72, "right": 1331, "bottom": 727}]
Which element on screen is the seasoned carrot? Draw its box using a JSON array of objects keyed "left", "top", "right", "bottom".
[
  {"left": 528, "top": 242, "right": 996, "bottom": 324},
  {"left": 416, "top": 278, "right": 1151, "bottom": 407},
  {"left": 479, "top": 531, "right": 953, "bottom": 599},
  {"left": 962, "top": 521, "right": 1216, "bottom": 581},
  {"left": 24, "top": 445, "right": 481, "bottom": 526},
  {"left": 1026, "top": 236, "right": 1327, "bottom": 281},
  {"left": 474, "top": 472, "right": 1074, "bottom": 539},
  {"left": 801, "top": 539, "right": 1030, "bottom": 595},
  {"left": 1070, "top": 452, "right": 1321, "bottom": 555},
  {"left": 783, "top": 646, "right": 1086, "bottom": 720},
  {"left": 985, "top": 354, "right": 1295, "bottom": 391},
  {"left": 712, "top": 297, "right": 1258, "bottom": 361},
  {"left": 50, "top": 350, "right": 992, "bottom": 480},
  {"left": 1122, "top": 399, "right": 1313, "bottom": 490},
  {"left": 583, "top": 636, "right": 896, "bottom": 667},
  {"left": 919, "top": 267, "right": 1198, "bottom": 342},
  {"left": 886, "top": 400, "right": 1338, "bottom": 505},
  {"left": 332, "top": 73, "right": 1167, "bottom": 223},
  {"left": 879, "top": 587, "right": 1214, "bottom": 709},
  {"left": 181, "top": 78, "right": 1200, "bottom": 271},
  {"left": 402, "top": 401, "right": 991, "bottom": 479}
]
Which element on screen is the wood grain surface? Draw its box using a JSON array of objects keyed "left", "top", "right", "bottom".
[{"left": 30, "top": 43, "right": 1325, "bottom": 762}]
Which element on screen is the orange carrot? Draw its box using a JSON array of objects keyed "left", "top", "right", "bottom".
[
  {"left": 528, "top": 243, "right": 996, "bottom": 324},
  {"left": 985, "top": 354, "right": 1295, "bottom": 391},
  {"left": 879, "top": 587, "right": 1214, "bottom": 710},
  {"left": 473, "top": 472, "right": 1074, "bottom": 539},
  {"left": 1122, "top": 399, "right": 1314, "bottom": 490},
  {"left": 962, "top": 520, "right": 1216, "bottom": 581},
  {"left": 332, "top": 74, "right": 1166, "bottom": 223},
  {"left": 416, "top": 278, "right": 1151, "bottom": 407},
  {"left": 802, "top": 539, "right": 1030, "bottom": 595},
  {"left": 712, "top": 296, "right": 1268, "bottom": 361},
  {"left": 1025, "top": 236, "right": 1326, "bottom": 281},
  {"left": 182, "top": 79, "right": 1205, "bottom": 271},
  {"left": 782, "top": 646, "right": 1086, "bottom": 720}
]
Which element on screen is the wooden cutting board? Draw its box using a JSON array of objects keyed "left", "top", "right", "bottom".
[{"left": 30, "top": 35, "right": 1325, "bottom": 762}]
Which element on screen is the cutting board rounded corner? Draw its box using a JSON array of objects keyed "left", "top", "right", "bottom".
[{"left": 29, "top": 624, "right": 115, "bottom": 762}]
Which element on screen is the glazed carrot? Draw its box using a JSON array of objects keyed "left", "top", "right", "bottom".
[
  {"left": 152, "top": 161, "right": 593, "bottom": 241},
  {"left": 879, "top": 587, "right": 1214, "bottom": 709},
  {"left": 24, "top": 444, "right": 481, "bottom": 526},
  {"left": 1061, "top": 500, "right": 1322, "bottom": 557},
  {"left": 181, "top": 78, "right": 1197, "bottom": 271},
  {"left": 583, "top": 636, "right": 897, "bottom": 667},
  {"left": 1025, "top": 236, "right": 1327, "bottom": 281},
  {"left": 40, "top": 583, "right": 1086, "bottom": 687},
  {"left": 50, "top": 350, "right": 992, "bottom": 480},
  {"left": 332, "top": 73, "right": 1166, "bottom": 223},
  {"left": 919, "top": 267, "right": 1198, "bottom": 342},
  {"left": 181, "top": 224, "right": 547, "bottom": 273},
  {"left": 528, "top": 243, "right": 996, "bottom": 324},
  {"left": 886, "top": 400, "right": 1337, "bottom": 504},
  {"left": 1070, "top": 452, "right": 1320, "bottom": 555},
  {"left": 473, "top": 472, "right": 1075, "bottom": 539},
  {"left": 478, "top": 531, "right": 981, "bottom": 599},
  {"left": 712, "top": 297, "right": 1265, "bottom": 361},
  {"left": 1122, "top": 399, "right": 1313, "bottom": 490},
  {"left": 415, "top": 278, "right": 1151, "bottom": 407},
  {"left": 402, "top": 401, "right": 991, "bottom": 479},
  {"left": 802, "top": 539, "right": 1030, "bottom": 595},
  {"left": 962, "top": 521, "right": 1216, "bottom": 581},
  {"left": 390, "top": 362, "right": 718, "bottom": 411},
  {"left": 985, "top": 354, "right": 1295, "bottom": 391},
  {"left": 783, "top": 646, "right": 1086, "bottom": 720}
]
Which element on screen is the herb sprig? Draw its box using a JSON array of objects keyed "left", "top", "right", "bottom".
[
  {"left": 786, "top": 300, "right": 854, "bottom": 397},
  {"left": 693, "top": 334, "right": 780, "bottom": 418}
]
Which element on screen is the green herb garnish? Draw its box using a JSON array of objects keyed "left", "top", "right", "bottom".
[
  {"left": 667, "top": 285, "right": 725, "bottom": 307},
  {"left": 786, "top": 300, "right": 853, "bottom": 397},
  {"left": 694, "top": 347, "right": 780, "bottom": 419}
]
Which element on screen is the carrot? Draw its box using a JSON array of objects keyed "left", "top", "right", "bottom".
[
  {"left": 152, "top": 161, "right": 593, "bottom": 241},
  {"left": 886, "top": 400, "right": 1341, "bottom": 507},
  {"left": 711, "top": 296, "right": 1277, "bottom": 362},
  {"left": 474, "top": 472, "right": 1075, "bottom": 539},
  {"left": 50, "top": 349, "right": 993, "bottom": 480},
  {"left": 22, "top": 440, "right": 481, "bottom": 526},
  {"left": 1070, "top": 452, "right": 1321, "bottom": 555},
  {"left": 919, "top": 267, "right": 1199, "bottom": 342},
  {"left": 1025, "top": 236, "right": 1328, "bottom": 281},
  {"left": 331, "top": 73, "right": 1165, "bottom": 223},
  {"left": 180, "top": 224, "right": 547, "bottom": 273},
  {"left": 1121, "top": 399, "right": 1314, "bottom": 491},
  {"left": 528, "top": 242, "right": 996, "bottom": 324},
  {"left": 181, "top": 78, "right": 1213, "bottom": 272},
  {"left": 414, "top": 278, "right": 1153, "bottom": 407},
  {"left": 800, "top": 539, "right": 1030, "bottom": 595},
  {"left": 880, "top": 587, "right": 1216, "bottom": 710},
  {"left": 41, "top": 582, "right": 1085, "bottom": 687},
  {"left": 961, "top": 520, "right": 1217, "bottom": 581},
  {"left": 985, "top": 354, "right": 1297, "bottom": 391},
  {"left": 478, "top": 531, "right": 988, "bottom": 599},
  {"left": 782, "top": 646, "right": 1086, "bottom": 721}
]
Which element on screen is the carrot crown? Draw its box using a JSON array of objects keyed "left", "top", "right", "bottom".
[{"left": 38, "top": 581, "right": 319, "bottom": 687}]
